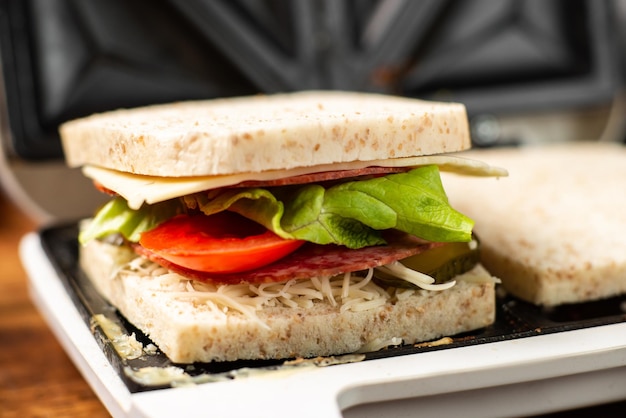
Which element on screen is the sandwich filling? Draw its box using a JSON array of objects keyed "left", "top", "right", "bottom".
[
  {"left": 81, "top": 157, "right": 504, "bottom": 294},
  {"left": 85, "top": 230, "right": 495, "bottom": 328}
]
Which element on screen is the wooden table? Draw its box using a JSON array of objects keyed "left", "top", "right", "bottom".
[{"left": 0, "top": 193, "right": 110, "bottom": 417}]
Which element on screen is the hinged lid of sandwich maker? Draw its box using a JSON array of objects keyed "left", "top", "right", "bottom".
[{"left": 4, "top": 1, "right": 626, "bottom": 417}]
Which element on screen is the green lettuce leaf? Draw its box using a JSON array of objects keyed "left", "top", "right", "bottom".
[
  {"left": 328, "top": 166, "right": 474, "bottom": 242},
  {"left": 186, "top": 185, "right": 386, "bottom": 248},
  {"left": 188, "top": 166, "right": 473, "bottom": 247}
]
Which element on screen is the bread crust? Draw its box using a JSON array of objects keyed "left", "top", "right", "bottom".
[
  {"left": 81, "top": 239, "right": 496, "bottom": 363},
  {"left": 60, "top": 91, "right": 470, "bottom": 177},
  {"left": 443, "top": 142, "right": 626, "bottom": 306}
]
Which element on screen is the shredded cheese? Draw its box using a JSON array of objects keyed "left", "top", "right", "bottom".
[
  {"left": 116, "top": 255, "right": 495, "bottom": 322},
  {"left": 118, "top": 257, "right": 392, "bottom": 322},
  {"left": 357, "top": 337, "right": 403, "bottom": 353},
  {"left": 375, "top": 261, "right": 457, "bottom": 291}
]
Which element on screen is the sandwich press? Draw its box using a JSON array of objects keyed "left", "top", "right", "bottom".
[
  {"left": 19, "top": 222, "right": 626, "bottom": 418},
  {"left": 6, "top": 0, "right": 626, "bottom": 415}
]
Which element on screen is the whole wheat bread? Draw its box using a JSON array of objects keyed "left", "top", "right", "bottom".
[{"left": 60, "top": 91, "right": 470, "bottom": 177}]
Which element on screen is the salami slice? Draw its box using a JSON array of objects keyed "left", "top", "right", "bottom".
[
  {"left": 132, "top": 231, "right": 442, "bottom": 285},
  {"left": 231, "top": 166, "right": 411, "bottom": 188}
]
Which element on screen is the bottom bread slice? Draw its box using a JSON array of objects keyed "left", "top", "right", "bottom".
[{"left": 81, "top": 239, "right": 497, "bottom": 363}]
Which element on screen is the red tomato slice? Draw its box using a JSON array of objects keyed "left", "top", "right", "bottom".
[{"left": 139, "top": 212, "right": 305, "bottom": 274}]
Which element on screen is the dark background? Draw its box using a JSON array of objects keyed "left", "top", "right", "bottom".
[
  {"left": 1, "top": 0, "right": 624, "bottom": 160},
  {"left": 0, "top": 1, "right": 625, "bottom": 415}
]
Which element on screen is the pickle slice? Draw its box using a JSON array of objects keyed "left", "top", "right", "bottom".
[{"left": 374, "top": 237, "right": 479, "bottom": 289}]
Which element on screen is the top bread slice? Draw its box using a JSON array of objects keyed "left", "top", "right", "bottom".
[
  {"left": 442, "top": 142, "right": 626, "bottom": 306},
  {"left": 59, "top": 91, "right": 470, "bottom": 177}
]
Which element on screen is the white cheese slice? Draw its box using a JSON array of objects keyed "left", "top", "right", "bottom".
[{"left": 83, "top": 154, "right": 507, "bottom": 209}]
